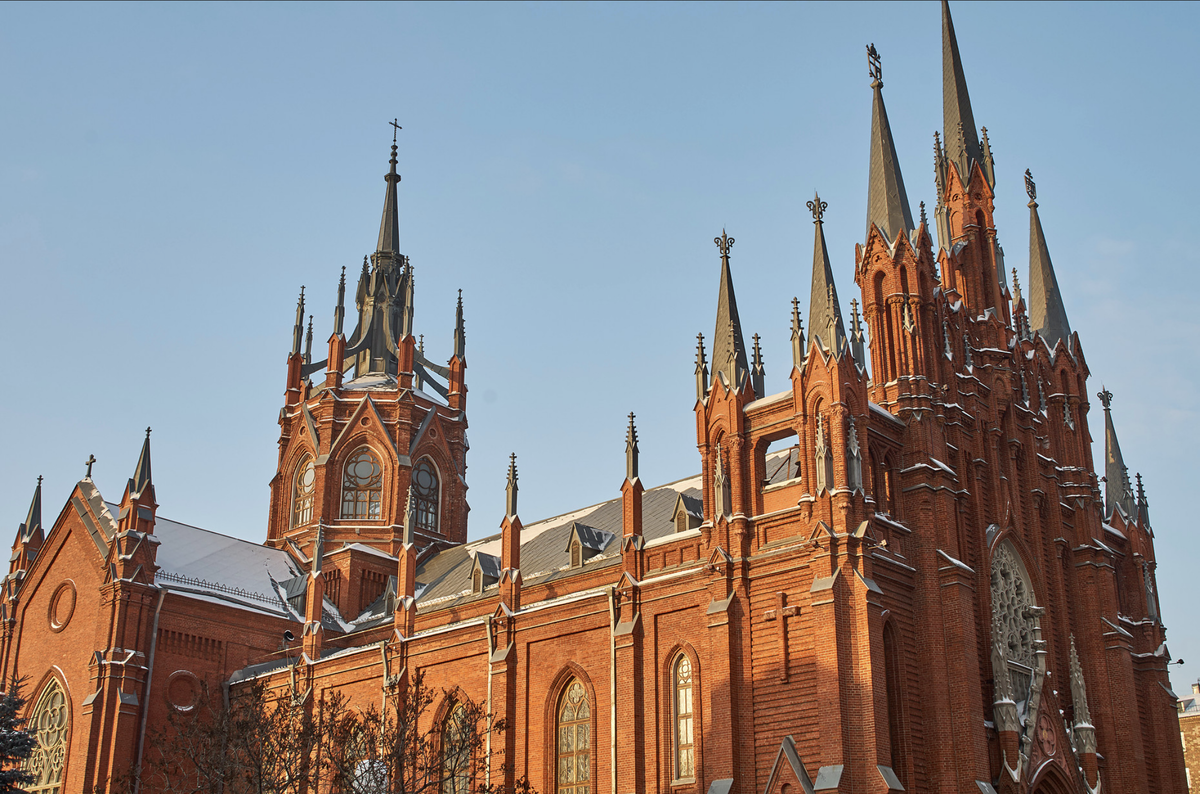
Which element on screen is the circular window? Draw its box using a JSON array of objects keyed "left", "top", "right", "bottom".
[
  {"left": 47, "top": 581, "right": 77, "bottom": 632},
  {"left": 166, "top": 671, "right": 202, "bottom": 712},
  {"left": 298, "top": 463, "right": 315, "bottom": 490},
  {"left": 352, "top": 457, "right": 380, "bottom": 481}
]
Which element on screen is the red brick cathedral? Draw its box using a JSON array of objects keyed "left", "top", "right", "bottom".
[{"left": 5, "top": 4, "right": 1185, "bottom": 793}]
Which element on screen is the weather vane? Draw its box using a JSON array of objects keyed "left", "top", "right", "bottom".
[
  {"left": 867, "top": 43, "right": 882, "bottom": 83},
  {"left": 1024, "top": 168, "right": 1036, "bottom": 202}
]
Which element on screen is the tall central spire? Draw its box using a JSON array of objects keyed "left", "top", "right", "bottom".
[
  {"left": 865, "top": 44, "right": 914, "bottom": 243},
  {"left": 377, "top": 120, "right": 402, "bottom": 255},
  {"left": 942, "top": 0, "right": 984, "bottom": 183}
]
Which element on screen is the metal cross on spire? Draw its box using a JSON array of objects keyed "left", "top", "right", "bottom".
[
  {"left": 867, "top": 43, "right": 882, "bottom": 83},
  {"left": 714, "top": 229, "right": 735, "bottom": 260},
  {"left": 85, "top": 454, "right": 96, "bottom": 478},
  {"left": 807, "top": 192, "right": 827, "bottom": 223},
  {"left": 390, "top": 118, "right": 402, "bottom": 144}
]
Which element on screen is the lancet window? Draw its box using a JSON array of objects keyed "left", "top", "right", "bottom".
[
  {"left": 292, "top": 457, "right": 316, "bottom": 527},
  {"left": 413, "top": 458, "right": 440, "bottom": 534},
  {"left": 556, "top": 679, "right": 591, "bottom": 794},
  {"left": 673, "top": 654, "right": 696, "bottom": 781},
  {"left": 26, "top": 678, "right": 69, "bottom": 794},
  {"left": 991, "top": 540, "right": 1038, "bottom": 706},
  {"left": 341, "top": 448, "right": 383, "bottom": 520},
  {"left": 441, "top": 705, "right": 470, "bottom": 794}
]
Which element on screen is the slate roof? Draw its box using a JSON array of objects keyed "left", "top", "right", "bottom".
[
  {"left": 104, "top": 501, "right": 306, "bottom": 619},
  {"left": 411, "top": 472, "right": 705, "bottom": 612}
]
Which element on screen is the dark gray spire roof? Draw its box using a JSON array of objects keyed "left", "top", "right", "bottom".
[
  {"left": 1025, "top": 171, "right": 1071, "bottom": 350},
  {"left": 131, "top": 427, "right": 153, "bottom": 497},
  {"left": 453, "top": 289, "right": 466, "bottom": 363},
  {"left": 377, "top": 142, "right": 401, "bottom": 255},
  {"left": 333, "top": 266, "right": 346, "bottom": 336},
  {"left": 750, "top": 333, "right": 766, "bottom": 398},
  {"left": 625, "top": 413, "right": 639, "bottom": 481},
  {"left": 1136, "top": 473, "right": 1151, "bottom": 528},
  {"left": 1098, "top": 388, "right": 1136, "bottom": 518},
  {"left": 19, "top": 476, "right": 42, "bottom": 541},
  {"left": 942, "top": 0, "right": 984, "bottom": 184},
  {"left": 505, "top": 454, "right": 519, "bottom": 518},
  {"left": 711, "top": 230, "right": 749, "bottom": 390},
  {"left": 865, "top": 46, "right": 914, "bottom": 243},
  {"left": 291, "top": 287, "right": 306, "bottom": 355},
  {"left": 806, "top": 194, "right": 847, "bottom": 359}
]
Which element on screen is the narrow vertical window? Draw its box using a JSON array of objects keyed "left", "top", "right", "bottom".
[
  {"left": 26, "top": 678, "right": 69, "bottom": 794},
  {"left": 413, "top": 458, "right": 440, "bottom": 534},
  {"left": 557, "top": 680, "right": 590, "bottom": 794},
  {"left": 673, "top": 655, "right": 695, "bottom": 780},
  {"left": 442, "top": 705, "right": 470, "bottom": 794},
  {"left": 341, "top": 448, "right": 383, "bottom": 519},
  {"left": 292, "top": 458, "right": 315, "bottom": 527}
]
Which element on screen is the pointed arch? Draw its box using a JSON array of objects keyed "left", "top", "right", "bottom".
[
  {"left": 543, "top": 665, "right": 597, "bottom": 794},
  {"left": 25, "top": 672, "right": 72, "bottom": 794},
  {"left": 292, "top": 454, "right": 316, "bottom": 528},
  {"left": 662, "top": 644, "right": 700, "bottom": 783},
  {"left": 882, "top": 619, "right": 909, "bottom": 789},
  {"left": 411, "top": 456, "right": 441, "bottom": 535},
  {"left": 341, "top": 446, "right": 384, "bottom": 520}
]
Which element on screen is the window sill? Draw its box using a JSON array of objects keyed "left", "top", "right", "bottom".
[{"left": 670, "top": 778, "right": 697, "bottom": 788}]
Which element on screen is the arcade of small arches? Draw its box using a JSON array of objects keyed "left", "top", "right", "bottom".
[{"left": 290, "top": 447, "right": 442, "bottom": 534}]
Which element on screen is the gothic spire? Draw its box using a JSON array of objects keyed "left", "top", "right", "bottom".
[
  {"left": 806, "top": 194, "right": 847, "bottom": 359},
  {"left": 790, "top": 298, "right": 805, "bottom": 368},
  {"left": 377, "top": 121, "right": 402, "bottom": 255},
  {"left": 711, "top": 230, "right": 749, "bottom": 390},
  {"left": 505, "top": 453, "right": 519, "bottom": 518},
  {"left": 1025, "top": 170, "right": 1072, "bottom": 350},
  {"left": 291, "top": 286, "right": 306, "bottom": 355},
  {"left": 18, "top": 477, "right": 42, "bottom": 542},
  {"left": 942, "top": 0, "right": 985, "bottom": 185},
  {"left": 694, "top": 333, "right": 709, "bottom": 402},
  {"left": 452, "top": 289, "right": 466, "bottom": 363},
  {"left": 131, "top": 427, "right": 154, "bottom": 498},
  {"left": 1136, "top": 473, "right": 1151, "bottom": 528},
  {"left": 625, "top": 413, "right": 639, "bottom": 481},
  {"left": 849, "top": 298, "right": 867, "bottom": 367},
  {"left": 865, "top": 45, "right": 915, "bottom": 243},
  {"left": 402, "top": 485, "right": 416, "bottom": 546},
  {"left": 1098, "top": 388, "right": 1136, "bottom": 518},
  {"left": 751, "top": 334, "right": 766, "bottom": 397},
  {"left": 333, "top": 266, "right": 346, "bottom": 336}
]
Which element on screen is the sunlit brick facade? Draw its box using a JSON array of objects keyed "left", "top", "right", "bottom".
[{"left": 4, "top": 4, "right": 1187, "bottom": 793}]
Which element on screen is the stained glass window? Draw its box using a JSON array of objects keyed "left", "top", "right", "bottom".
[
  {"left": 293, "top": 458, "right": 315, "bottom": 527},
  {"left": 413, "top": 459, "right": 440, "bottom": 534},
  {"left": 557, "top": 680, "right": 590, "bottom": 794},
  {"left": 341, "top": 448, "right": 383, "bottom": 519},
  {"left": 26, "top": 678, "right": 68, "bottom": 794},
  {"left": 442, "top": 705, "right": 470, "bottom": 794},
  {"left": 674, "top": 655, "right": 695, "bottom": 780}
]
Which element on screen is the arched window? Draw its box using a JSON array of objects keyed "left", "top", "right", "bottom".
[
  {"left": 441, "top": 705, "right": 470, "bottom": 794},
  {"left": 341, "top": 448, "right": 383, "bottom": 519},
  {"left": 556, "top": 679, "right": 591, "bottom": 794},
  {"left": 413, "top": 458, "right": 440, "bottom": 534},
  {"left": 26, "top": 678, "right": 69, "bottom": 794},
  {"left": 673, "top": 655, "right": 695, "bottom": 781},
  {"left": 991, "top": 540, "right": 1038, "bottom": 707},
  {"left": 292, "top": 457, "right": 316, "bottom": 527}
]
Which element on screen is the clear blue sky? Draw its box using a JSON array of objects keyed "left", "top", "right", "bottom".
[{"left": 4, "top": 1, "right": 1199, "bottom": 686}]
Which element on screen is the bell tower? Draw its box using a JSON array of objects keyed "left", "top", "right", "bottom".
[{"left": 266, "top": 127, "right": 470, "bottom": 565}]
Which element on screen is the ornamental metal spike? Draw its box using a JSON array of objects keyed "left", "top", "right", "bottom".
[
  {"left": 505, "top": 453, "right": 519, "bottom": 518},
  {"left": 790, "top": 297, "right": 805, "bottom": 368}
]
